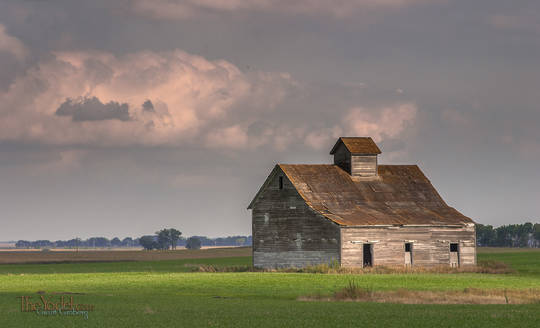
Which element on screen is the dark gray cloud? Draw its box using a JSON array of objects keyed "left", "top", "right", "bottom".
[
  {"left": 55, "top": 97, "right": 131, "bottom": 122},
  {"left": 142, "top": 99, "right": 154, "bottom": 112}
]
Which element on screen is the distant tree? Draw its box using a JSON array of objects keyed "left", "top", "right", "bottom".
[
  {"left": 87, "top": 237, "right": 110, "bottom": 248},
  {"left": 534, "top": 224, "right": 540, "bottom": 248},
  {"left": 476, "top": 224, "right": 495, "bottom": 247},
  {"left": 191, "top": 236, "right": 213, "bottom": 246},
  {"left": 15, "top": 240, "right": 31, "bottom": 248},
  {"left": 186, "top": 237, "right": 201, "bottom": 250},
  {"left": 168, "top": 229, "right": 182, "bottom": 250},
  {"left": 477, "top": 222, "right": 540, "bottom": 248},
  {"left": 235, "top": 237, "right": 246, "bottom": 246},
  {"left": 121, "top": 237, "right": 134, "bottom": 248},
  {"left": 65, "top": 239, "right": 79, "bottom": 248},
  {"left": 110, "top": 237, "right": 122, "bottom": 248},
  {"left": 139, "top": 235, "right": 157, "bottom": 250},
  {"left": 155, "top": 228, "right": 182, "bottom": 250},
  {"left": 156, "top": 229, "right": 171, "bottom": 250},
  {"left": 33, "top": 240, "right": 53, "bottom": 249}
]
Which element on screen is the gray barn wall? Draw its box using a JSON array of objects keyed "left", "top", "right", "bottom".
[
  {"left": 341, "top": 225, "right": 476, "bottom": 267},
  {"left": 252, "top": 168, "right": 341, "bottom": 268}
]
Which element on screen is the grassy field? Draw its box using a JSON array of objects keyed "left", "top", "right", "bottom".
[{"left": 0, "top": 248, "right": 539, "bottom": 327}]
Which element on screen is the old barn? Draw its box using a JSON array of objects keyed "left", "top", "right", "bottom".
[{"left": 248, "top": 137, "right": 476, "bottom": 268}]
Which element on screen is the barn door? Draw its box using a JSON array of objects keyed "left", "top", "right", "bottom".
[
  {"left": 450, "top": 243, "right": 460, "bottom": 267},
  {"left": 363, "top": 244, "right": 373, "bottom": 267},
  {"left": 404, "top": 243, "right": 412, "bottom": 267}
]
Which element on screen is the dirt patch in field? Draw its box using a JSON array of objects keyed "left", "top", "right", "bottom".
[
  {"left": 300, "top": 282, "right": 540, "bottom": 304},
  {"left": 0, "top": 247, "right": 251, "bottom": 264}
]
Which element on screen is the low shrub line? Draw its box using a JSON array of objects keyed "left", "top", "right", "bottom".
[{"left": 188, "top": 260, "right": 515, "bottom": 274}]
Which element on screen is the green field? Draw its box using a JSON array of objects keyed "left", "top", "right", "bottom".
[{"left": 0, "top": 248, "right": 539, "bottom": 327}]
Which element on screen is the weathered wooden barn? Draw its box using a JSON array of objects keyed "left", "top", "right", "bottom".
[{"left": 248, "top": 137, "right": 476, "bottom": 268}]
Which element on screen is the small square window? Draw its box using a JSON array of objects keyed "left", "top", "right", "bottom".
[
  {"left": 450, "top": 243, "right": 459, "bottom": 252},
  {"left": 405, "top": 243, "right": 412, "bottom": 252},
  {"left": 279, "top": 176, "right": 283, "bottom": 189}
]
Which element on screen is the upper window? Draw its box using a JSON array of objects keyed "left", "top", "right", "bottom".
[
  {"left": 450, "top": 243, "right": 459, "bottom": 252},
  {"left": 405, "top": 243, "right": 412, "bottom": 252},
  {"left": 279, "top": 176, "right": 284, "bottom": 190}
]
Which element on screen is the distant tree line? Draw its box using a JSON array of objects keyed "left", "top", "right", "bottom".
[
  {"left": 15, "top": 231, "right": 252, "bottom": 250},
  {"left": 15, "top": 237, "right": 139, "bottom": 249},
  {"left": 137, "top": 231, "right": 252, "bottom": 251},
  {"left": 476, "top": 223, "right": 540, "bottom": 247}
]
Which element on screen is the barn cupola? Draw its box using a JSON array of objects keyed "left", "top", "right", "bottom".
[{"left": 330, "top": 137, "right": 381, "bottom": 177}]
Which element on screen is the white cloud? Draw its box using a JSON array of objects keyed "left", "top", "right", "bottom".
[
  {"left": 0, "top": 24, "right": 27, "bottom": 60},
  {"left": 205, "top": 125, "right": 249, "bottom": 149},
  {"left": 344, "top": 103, "right": 417, "bottom": 142},
  {"left": 130, "top": 0, "right": 435, "bottom": 20}
]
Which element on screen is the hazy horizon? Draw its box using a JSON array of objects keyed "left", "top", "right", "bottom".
[{"left": 1, "top": 1, "right": 539, "bottom": 240}]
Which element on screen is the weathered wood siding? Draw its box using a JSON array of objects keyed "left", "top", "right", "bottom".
[
  {"left": 341, "top": 225, "right": 476, "bottom": 267},
  {"left": 333, "top": 143, "right": 377, "bottom": 177},
  {"left": 351, "top": 155, "right": 377, "bottom": 177},
  {"left": 252, "top": 167, "right": 341, "bottom": 268},
  {"left": 333, "top": 143, "right": 351, "bottom": 174}
]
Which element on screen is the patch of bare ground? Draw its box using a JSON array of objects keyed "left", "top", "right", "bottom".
[
  {"left": 300, "top": 281, "right": 540, "bottom": 304},
  {"left": 0, "top": 247, "right": 251, "bottom": 264}
]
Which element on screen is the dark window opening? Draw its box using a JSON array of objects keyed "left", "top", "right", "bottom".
[
  {"left": 279, "top": 176, "right": 283, "bottom": 189},
  {"left": 363, "top": 244, "right": 373, "bottom": 267},
  {"left": 450, "top": 243, "right": 459, "bottom": 252},
  {"left": 405, "top": 243, "right": 412, "bottom": 252}
]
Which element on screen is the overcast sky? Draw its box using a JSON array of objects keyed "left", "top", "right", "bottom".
[{"left": 0, "top": 0, "right": 539, "bottom": 241}]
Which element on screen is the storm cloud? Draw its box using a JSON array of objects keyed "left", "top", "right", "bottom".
[
  {"left": 56, "top": 97, "right": 131, "bottom": 122},
  {"left": 142, "top": 100, "right": 155, "bottom": 112}
]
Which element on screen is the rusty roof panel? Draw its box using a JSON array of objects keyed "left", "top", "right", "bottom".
[{"left": 279, "top": 164, "right": 474, "bottom": 226}]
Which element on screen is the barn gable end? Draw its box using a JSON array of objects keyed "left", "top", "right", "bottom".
[{"left": 249, "top": 165, "right": 340, "bottom": 268}]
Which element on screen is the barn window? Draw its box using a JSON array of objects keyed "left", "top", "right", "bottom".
[
  {"left": 405, "top": 243, "right": 412, "bottom": 252},
  {"left": 279, "top": 176, "right": 283, "bottom": 189},
  {"left": 404, "top": 243, "right": 413, "bottom": 266},
  {"left": 450, "top": 243, "right": 458, "bottom": 252}
]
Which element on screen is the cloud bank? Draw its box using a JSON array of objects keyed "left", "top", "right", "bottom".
[
  {"left": 0, "top": 24, "right": 27, "bottom": 60},
  {"left": 0, "top": 46, "right": 416, "bottom": 151},
  {"left": 130, "top": 0, "right": 434, "bottom": 20},
  {"left": 0, "top": 49, "right": 299, "bottom": 147}
]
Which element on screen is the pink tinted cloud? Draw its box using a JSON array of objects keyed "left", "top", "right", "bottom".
[
  {"left": 344, "top": 103, "right": 417, "bottom": 142},
  {"left": 0, "top": 24, "right": 27, "bottom": 60},
  {"left": 0, "top": 49, "right": 295, "bottom": 148},
  {"left": 131, "top": 0, "right": 436, "bottom": 20}
]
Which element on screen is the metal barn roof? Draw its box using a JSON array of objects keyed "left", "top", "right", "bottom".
[
  {"left": 329, "top": 137, "right": 382, "bottom": 155},
  {"left": 249, "top": 164, "right": 474, "bottom": 226}
]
